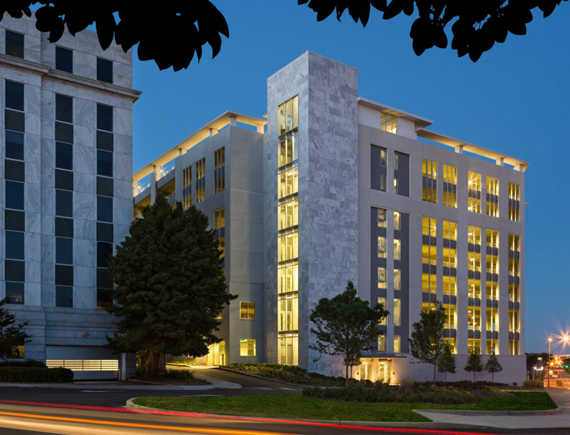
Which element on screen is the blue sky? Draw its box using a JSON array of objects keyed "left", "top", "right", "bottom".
[{"left": 131, "top": 2, "right": 570, "bottom": 354}]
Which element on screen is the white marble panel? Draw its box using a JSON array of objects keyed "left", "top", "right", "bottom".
[
  {"left": 74, "top": 219, "right": 96, "bottom": 241},
  {"left": 42, "top": 80, "right": 79, "bottom": 98},
  {"left": 24, "top": 233, "right": 41, "bottom": 262},
  {"left": 41, "top": 137, "right": 55, "bottom": 168},
  {"left": 0, "top": 67, "right": 41, "bottom": 87},
  {"left": 41, "top": 283, "right": 55, "bottom": 307},
  {"left": 41, "top": 233, "right": 54, "bottom": 263},
  {"left": 114, "top": 224, "right": 131, "bottom": 245},
  {"left": 74, "top": 99, "right": 96, "bottom": 129},
  {"left": 40, "top": 118, "right": 55, "bottom": 141},
  {"left": 113, "top": 75, "right": 131, "bottom": 88},
  {"left": 74, "top": 125, "right": 95, "bottom": 149},
  {"left": 40, "top": 164, "right": 54, "bottom": 187},
  {"left": 74, "top": 144, "right": 96, "bottom": 175},
  {"left": 26, "top": 210, "right": 41, "bottom": 234},
  {"left": 41, "top": 185, "right": 55, "bottom": 215},
  {"left": 75, "top": 172, "right": 95, "bottom": 194},
  {"left": 114, "top": 198, "right": 133, "bottom": 226},
  {"left": 114, "top": 134, "right": 131, "bottom": 155},
  {"left": 114, "top": 179, "right": 132, "bottom": 200},
  {"left": 114, "top": 152, "right": 132, "bottom": 181},
  {"left": 41, "top": 261, "right": 55, "bottom": 284},
  {"left": 26, "top": 85, "right": 41, "bottom": 116},
  {"left": 24, "top": 184, "right": 41, "bottom": 213},
  {"left": 74, "top": 286, "right": 95, "bottom": 310},
  {"left": 74, "top": 239, "right": 96, "bottom": 267},
  {"left": 25, "top": 35, "right": 42, "bottom": 63},
  {"left": 26, "top": 161, "right": 41, "bottom": 185},
  {"left": 25, "top": 282, "right": 41, "bottom": 306},
  {"left": 25, "top": 133, "right": 41, "bottom": 163},
  {"left": 74, "top": 50, "right": 96, "bottom": 69},
  {"left": 74, "top": 64, "right": 96, "bottom": 81},
  {"left": 41, "top": 90, "right": 55, "bottom": 119},
  {"left": 74, "top": 191, "right": 96, "bottom": 221},
  {"left": 25, "top": 113, "right": 41, "bottom": 136},
  {"left": 26, "top": 260, "right": 41, "bottom": 284},
  {"left": 54, "top": 31, "right": 76, "bottom": 50},
  {"left": 41, "top": 214, "right": 54, "bottom": 236},
  {"left": 114, "top": 107, "right": 132, "bottom": 136},
  {"left": 74, "top": 266, "right": 95, "bottom": 288}
]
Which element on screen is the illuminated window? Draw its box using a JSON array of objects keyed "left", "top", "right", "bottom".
[
  {"left": 486, "top": 229, "right": 499, "bottom": 249},
  {"left": 380, "top": 148, "right": 387, "bottom": 166},
  {"left": 278, "top": 96, "right": 298, "bottom": 164},
  {"left": 486, "top": 281, "right": 499, "bottom": 301},
  {"left": 240, "top": 302, "right": 255, "bottom": 319},
  {"left": 486, "top": 176, "right": 499, "bottom": 217},
  {"left": 468, "top": 172, "right": 481, "bottom": 213},
  {"left": 378, "top": 335, "right": 386, "bottom": 352},
  {"left": 443, "top": 304, "right": 456, "bottom": 329},
  {"left": 442, "top": 164, "right": 457, "bottom": 208},
  {"left": 183, "top": 166, "right": 192, "bottom": 208},
  {"left": 422, "top": 216, "right": 437, "bottom": 298},
  {"left": 380, "top": 175, "right": 386, "bottom": 192},
  {"left": 239, "top": 339, "right": 256, "bottom": 357},
  {"left": 378, "top": 297, "right": 387, "bottom": 325},
  {"left": 393, "top": 178, "right": 398, "bottom": 194},
  {"left": 6, "top": 345, "right": 24, "bottom": 359},
  {"left": 508, "top": 234, "right": 520, "bottom": 252},
  {"left": 394, "top": 239, "right": 401, "bottom": 261},
  {"left": 394, "top": 299, "right": 401, "bottom": 326},
  {"left": 443, "top": 247, "right": 456, "bottom": 268},
  {"left": 444, "top": 338, "right": 457, "bottom": 354},
  {"left": 422, "top": 216, "right": 437, "bottom": 237},
  {"left": 278, "top": 264, "right": 298, "bottom": 294},
  {"left": 378, "top": 237, "right": 386, "bottom": 258},
  {"left": 468, "top": 339, "right": 481, "bottom": 354},
  {"left": 394, "top": 269, "right": 401, "bottom": 290},
  {"left": 394, "top": 335, "right": 401, "bottom": 353},
  {"left": 468, "top": 226, "right": 481, "bottom": 245},
  {"left": 378, "top": 208, "right": 387, "bottom": 227},
  {"left": 394, "top": 211, "right": 401, "bottom": 231},
  {"left": 278, "top": 231, "right": 298, "bottom": 262},
  {"left": 214, "top": 147, "right": 225, "bottom": 195},
  {"left": 381, "top": 113, "right": 398, "bottom": 134},
  {"left": 468, "top": 252, "right": 481, "bottom": 273},
  {"left": 279, "top": 197, "right": 298, "bottom": 230},
  {"left": 442, "top": 221, "right": 456, "bottom": 241},
  {"left": 278, "top": 166, "right": 299, "bottom": 199},
  {"left": 195, "top": 158, "right": 206, "bottom": 203},
  {"left": 279, "top": 297, "right": 298, "bottom": 331},
  {"left": 508, "top": 183, "right": 520, "bottom": 221},
  {"left": 394, "top": 153, "right": 399, "bottom": 170},
  {"left": 509, "top": 340, "right": 520, "bottom": 355},
  {"left": 422, "top": 159, "right": 437, "bottom": 203},
  {"left": 422, "top": 273, "right": 436, "bottom": 295},
  {"left": 443, "top": 276, "right": 456, "bottom": 296},
  {"left": 509, "top": 310, "right": 520, "bottom": 334},
  {"left": 468, "top": 278, "right": 481, "bottom": 299},
  {"left": 378, "top": 267, "right": 386, "bottom": 289},
  {"left": 214, "top": 208, "right": 225, "bottom": 259},
  {"left": 468, "top": 307, "right": 481, "bottom": 331}
]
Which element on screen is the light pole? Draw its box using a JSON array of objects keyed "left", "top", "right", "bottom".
[{"left": 548, "top": 337, "right": 553, "bottom": 387}]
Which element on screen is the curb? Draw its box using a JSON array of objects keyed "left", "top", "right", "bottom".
[
  {"left": 216, "top": 367, "right": 305, "bottom": 388},
  {"left": 415, "top": 407, "right": 562, "bottom": 416}
]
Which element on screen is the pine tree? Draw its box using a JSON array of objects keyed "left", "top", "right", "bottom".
[
  {"left": 437, "top": 342, "right": 457, "bottom": 382},
  {"left": 485, "top": 354, "right": 503, "bottom": 383},
  {"left": 0, "top": 298, "right": 32, "bottom": 359},
  {"left": 464, "top": 347, "right": 485, "bottom": 382},
  {"left": 106, "top": 196, "right": 236, "bottom": 376},
  {"left": 310, "top": 281, "right": 389, "bottom": 388},
  {"left": 409, "top": 301, "right": 445, "bottom": 383}
]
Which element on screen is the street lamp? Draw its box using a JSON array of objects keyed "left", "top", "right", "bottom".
[{"left": 548, "top": 337, "right": 553, "bottom": 387}]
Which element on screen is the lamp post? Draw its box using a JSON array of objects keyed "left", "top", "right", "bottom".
[{"left": 548, "top": 337, "right": 553, "bottom": 387}]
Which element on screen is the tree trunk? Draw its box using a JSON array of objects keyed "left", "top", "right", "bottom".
[
  {"left": 345, "top": 362, "right": 349, "bottom": 388},
  {"left": 141, "top": 351, "right": 161, "bottom": 377},
  {"left": 473, "top": 372, "right": 476, "bottom": 383}
]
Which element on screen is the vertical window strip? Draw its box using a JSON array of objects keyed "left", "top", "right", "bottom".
[
  {"left": 214, "top": 147, "right": 225, "bottom": 195},
  {"left": 468, "top": 172, "right": 482, "bottom": 213},
  {"left": 422, "top": 159, "right": 437, "bottom": 203}
]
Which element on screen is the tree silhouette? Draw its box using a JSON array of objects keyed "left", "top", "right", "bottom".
[
  {"left": 1, "top": 1, "right": 566, "bottom": 71},
  {"left": 437, "top": 342, "right": 457, "bottom": 382},
  {"left": 409, "top": 301, "right": 445, "bottom": 383},
  {"left": 464, "top": 347, "right": 485, "bottom": 382},
  {"left": 485, "top": 354, "right": 503, "bottom": 383},
  {"left": 0, "top": 298, "right": 32, "bottom": 359},
  {"left": 299, "top": 0, "right": 568, "bottom": 61}
]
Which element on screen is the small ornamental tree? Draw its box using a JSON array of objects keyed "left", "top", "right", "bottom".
[
  {"left": 409, "top": 301, "right": 445, "bottom": 383},
  {"left": 464, "top": 347, "right": 485, "bottom": 382},
  {"left": 485, "top": 354, "right": 503, "bottom": 383},
  {"left": 437, "top": 342, "right": 457, "bottom": 382},
  {"left": 310, "top": 281, "right": 389, "bottom": 387},
  {"left": 0, "top": 298, "right": 32, "bottom": 359},
  {"left": 106, "top": 195, "right": 236, "bottom": 377}
]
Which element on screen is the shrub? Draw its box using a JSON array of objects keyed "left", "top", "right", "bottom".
[
  {"left": 0, "top": 359, "right": 47, "bottom": 368},
  {"left": 0, "top": 367, "right": 73, "bottom": 383},
  {"left": 523, "top": 379, "right": 543, "bottom": 389},
  {"left": 166, "top": 369, "right": 196, "bottom": 382}
]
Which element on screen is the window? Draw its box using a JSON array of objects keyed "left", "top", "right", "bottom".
[
  {"left": 377, "top": 209, "right": 387, "bottom": 227},
  {"left": 6, "top": 345, "right": 24, "bottom": 359},
  {"left": 394, "top": 269, "right": 401, "bottom": 290},
  {"left": 394, "top": 154, "right": 399, "bottom": 170},
  {"left": 378, "top": 335, "right": 386, "bottom": 352},
  {"left": 486, "top": 176, "right": 499, "bottom": 217},
  {"left": 394, "top": 299, "right": 401, "bottom": 326},
  {"left": 508, "top": 234, "right": 520, "bottom": 252},
  {"left": 6, "top": 131, "right": 24, "bottom": 160},
  {"left": 381, "top": 113, "right": 398, "bottom": 134},
  {"left": 422, "top": 159, "right": 437, "bottom": 203},
  {"left": 279, "top": 297, "right": 298, "bottom": 331},
  {"left": 468, "top": 172, "right": 482, "bottom": 213},
  {"left": 97, "top": 58, "right": 113, "bottom": 83},
  {"left": 5, "top": 160, "right": 24, "bottom": 182},
  {"left": 55, "top": 94, "right": 73, "bottom": 123},
  {"left": 97, "top": 131, "right": 113, "bottom": 151},
  {"left": 6, "top": 282, "right": 24, "bottom": 304},
  {"left": 394, "top": 211, "right": 401, "bottom": 231},
  {"left": 468, "top": 226, "right": 481, "bottom": 245},
  {"left": 422, "top": 217, "right": 437, "bottom": 296},
  {"left": 378, "top": 267, "right": 386, "bottom": 289},
  {"left": 380, "top": 149, "right": 387, "bottom": 166},
  {"left": 508, "top": 183, "right": 520, "bottom": 221},
  {"left": 97, "top": 177, "right": 113, "bottom": 197},
  {"left": 214, "top": 208, "right": 225, "bottom": 259},
  {"left": 97, "top": 242, "right": 113, "bottom": 268},
  {"left": 443, "top": 221, "right": 457, "bottom": 241},
  {"left": 378, "top": 297, "right": 387, "bottom": 325},
  {"left": 97, "top": 196, "right": 113, "bottom": 222},
  {"left": 5, "top": 210, "right": 24, "bottom": 232},
  {"left": 6, "top": 181, "right": 24, "bottom": 210},
  {"left": 55, "top": 237, "right": 73, "bottom": 265},
  {"left": 394, "top": 335, "right": 401, "bottom": 353},
  {"left": 55, "top": 46, "right": 73, "bottom": 73},
  {"left": 6, "top": 81, "right": 24, "bottom": 111},
  {"left": 278, "top": 96, "right": 298, "bottom": 137},
  {"left": 97, "top": 289, "right": 112, "bottom": 310},
  {"left": 183, "top": 166, "right": 192, "bottom": 208},
  {"left": 394, "top": 239, "right": 401, "bottom": 261},
  {"left": 240, "top": 302, "right": 255, "bottom": 319},
  {"left": 442, "top": 164, "right": 457, "bottom": 208},
  {"left": 97, "top": 150, "right": 113, "bottom": 177},
  {"left": 6, "top": 231, "right": 24, "bottom": 260},
  {"left": 56, "top": 143, "right": 73, "bottom": 170},
  {"left": 56, "top": 286, "right": 73, "bottom": 308},
  {"left": 214, "top": 147, "right": 225, "bottom": 194},
  {"left": 195, "top": 158, "right": 206, "bottom": 203},
  {"left": 56, "top": 190, "right": 73, "bottom": 217},
  {"left": 57, "top": 218, "right": 74, "bottom": 238},
  {"left": 279, "top": 197, "right": 298, "bottom": 230},
  {"left": 96, "top": 223, "right": 113, "bottom": 242},
  {"left": 239, "top": 339, "right": 256, "bottom": 357},
  {"left": 6, "top": 31, "right": 24, "bottom": 58},
  {"left": 378, "top": 237, "right": 386, "bottom": 258},
  {"left": 97, "top": 104, "right": 113, "bottom": 132},
  {"left": 380, "top": 175, "right": 386, "bottom": 192}
]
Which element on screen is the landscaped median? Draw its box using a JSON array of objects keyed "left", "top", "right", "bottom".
[{"left": 131, "top": 391, "right": 557, "bottom": 423}]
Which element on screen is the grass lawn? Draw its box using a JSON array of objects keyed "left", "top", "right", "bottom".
[{"left": 132, "top": 392, "right": 556, "bottom": 423}]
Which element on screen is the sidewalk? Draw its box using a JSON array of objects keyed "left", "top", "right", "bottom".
[
  {"left": 414, "top": 388, "right": 570, "bottom": 429},
  {"left": 0, "top": 371, "right": 241, "bottom": 391}
]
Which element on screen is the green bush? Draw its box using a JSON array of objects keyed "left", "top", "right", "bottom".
[
  {"left": 0, "top": 359, "right": 47, "bottom": 368},
  {"left": 166, "top": 369, "right": 196, "bottom": 382},
  {"left": 0, "top": 367, "right": 73, "bottom": 383},
  {"left": 303, "top": 384, "right": 477, "bottom": 404},
  {"left": 225, "top": 363, "right": 346, "bottom": 386},
  {"left": 523, "top": 379, "right": 543, "bottom": 389}
]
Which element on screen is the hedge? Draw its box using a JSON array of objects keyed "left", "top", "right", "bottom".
[
  {"left": 0, "top": 359, "right": 47, "bottom": 368},
  {"left": 0, "top": 367, "right": 73, "bottom": 383}
]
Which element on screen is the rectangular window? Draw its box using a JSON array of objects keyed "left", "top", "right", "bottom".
[
  {"left": 97, "top": 289, "right": 112, "bottom": 310},
  {"left": 486, "top": 176, "right": 499, "bottom": 217},
  {"left": 422, "top": 159, "right": 437, "bottom": 203},
  {"left": 394, "top": 269, "right": 401, "bottom": 291},
  {"left": 97, "top": 104, "right": 113, "bottom": 132},
  {"left": 6, "top": 181, "right": 24, "bottom": 210},
  {"left": 5, "top": 109, "right": 24, "bottom": 132},
  {"left": 394, "top": 239, "right": 401, "bottom": 261},
  {"left": 55, "top": 170, "right": 73, "bottom": 191},
  {"left": 97, "top": 150, "right": 113, "bottom": 177},
  {"left": 278, "top": 166, "right": 298, "bottom": 198},
  {"left": 96, "top": 222, "right": 113, "bottom": 242},
  {"left": 422, "top": 216, "right": 437, "bottom": 237},
  {"left": 55, "top": 94, "right": 73, "bottom": 123},
  {"left": 278, "top": 96, "right": 298, "bottom": 136},
  {"left": 55, "top": 237, "right": 73, "bottom": 265},
  {"left": 6, "top": 345, "right": 24, "bottom": 359},
  {"left": 5, "top": 260, "right": 24, "bottom": 282},
  {"left": 486, "top": 230, "right": 499, "bottom": 249},
  {"left": 380, "top": 175, "right": 386, "bottom": 192},
  {"left": 442, "top": 164, "right": 457, "bottom": 208},
  {"left": 183, "top": 166, "right": 192, "bottom": 208},
  {"left": 468, "top": 226, "right": 481, "bottom": 245},
  {"left": 214, "top": 208, "right": 225, "bottom": 259},
  {"left": 56, "top": 122, "right": 73, "bottom": 144},
  {"left": 56, "top": 218, "right": 74, "bottom": 238},
  {"left": 378, "top": 237, "right": 386, "bottom": 258},
  {"left": 378, "top": 297, "right": 387, "bottom": 325},
  {"left": 55, "top": 46, "right": 73, "bottom": 73},
  {"left": 195, "top": 158, "right": 206, "bottom": 203},
  {"left": 279, "top": 296, "right": 299, "bottom": 331},
  {"left": 97, "top": 196, "right": 113, "bottom": 223},
  {"left": 56, "top": 142, "right": 73, "bottom": 170},
  {"left": 6, "top": 131, "right": 24, "bottom": 160},
  {"left": 5, "top": 210, "right": 25, "bottom": 232},
  {"left": 278, "top": 197, "right": 298, "bottom": 230},
  {"left": 381, "top": 113, "right": 398, "bottom": 134},
  {"left": 422, "top": 216, "right": 437, "bottom": 296},
  {"left": 394, "top": 335, "right": 401, "bottom": 353},
  {"left": 6, "top": 282, "right": 24, "bottom": 304},
  {"left": 6, "top": 81, "right": 24, "bottom": 111},
  {"left": 239, "top": 339, "right": 256, "bottom": 357},
  {"left": 214, "top": 147, "right": 225, "bottom": 195},
  {"left": 56, "top": 190, "right": 73, "bottom": 217},
  {"left": 393, "top": 211, "right": 401, "bottom": 231},
  {"left": 97, "top": 242, "right": 113, "bottom": 268},
  {"left": 443, "top": 276, "right": 457, "bottom": 296},
  {"left": 442, "top": 221, "right": 457, "bottom": 241},
  {"left": 378, "top": 335, "right": 386, "bottom": 352},
  {"left": 422, "top": 274, "right": 436, "bottom": 295},
  {"left": 378, "top": 209, "right": 387, "bottom": 228},
  {"left": 5, "top": 160, "right": 25, "bottom": 182},
  {"left": 96, "top": 177, "right": 113, "bottom": 197},
  {"left": 6, "top": 231, "right": 24, "bottom": 260},
  {"left": 508, "top": 183, "right": 520, "bottom": 222},
  {"left": 378, "top": 267, "right": 386, "bottom": 289},
  {"left": 97, "top": 131, "right": 113, "bottom": 151},
  {"left": 56, "top": 286, "right": 73, "bottom": 308},
  {"left": 468, "top": 172, "right": 482, "bottom": 213},
  {"left": 6, "top": 30, "right": 24, "bottom": 58},
  {"left": 97, "top": 57, "right": 113, "bottom": 83},
  {"left": 508, "top": 234, "right": 520, "bottom": 252},
  {"left": 240, "top": 302, "right": 256, "bottom": 319},
  {"left": 394, "top": 299, "right": 401, "bottom": 326}
]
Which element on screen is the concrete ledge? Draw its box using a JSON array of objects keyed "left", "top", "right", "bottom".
[
  {"left": 216, "top": 367, "right": 305, "bottom": 388},
  {"left": 414, "top": 407, "right": 562, "bottom": 416}
]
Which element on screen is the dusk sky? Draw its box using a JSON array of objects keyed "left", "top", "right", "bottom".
[{"left": 130, "top": 2, "right": 570, "bottom": 354}]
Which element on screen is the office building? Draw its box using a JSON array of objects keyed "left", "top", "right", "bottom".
[
  {"left": 134, "top": 52, "right": 526, "bottom": 383},
  {"left": 0, "top": 14, "right": 140, "bottom": 379}
]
